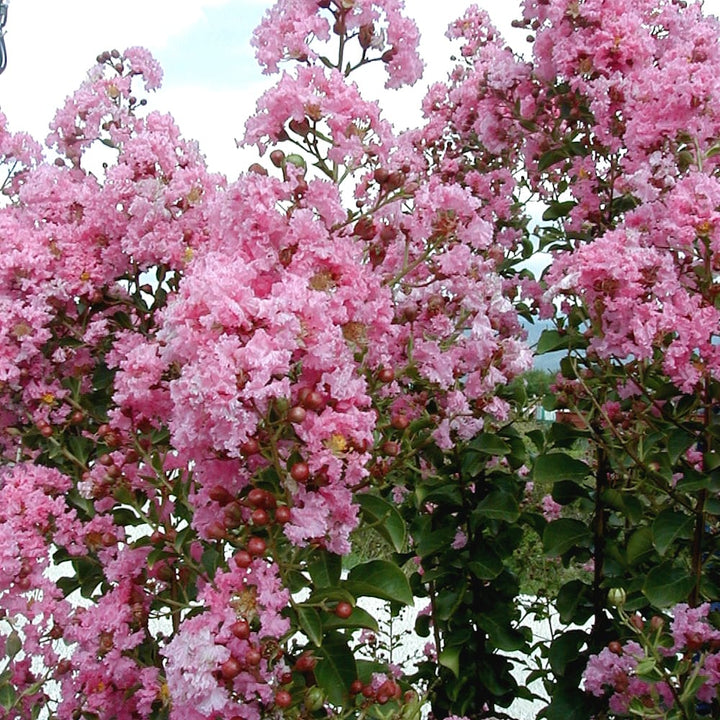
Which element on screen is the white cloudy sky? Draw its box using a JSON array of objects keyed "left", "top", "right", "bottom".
[{"left": 1, "top": 0, "right": 720, "bottom": 179}]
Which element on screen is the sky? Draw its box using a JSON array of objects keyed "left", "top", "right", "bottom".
[{"left": 2, "top": 0, "right": 720, "bottom": 179}]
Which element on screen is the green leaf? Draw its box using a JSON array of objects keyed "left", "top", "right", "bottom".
[
  {"left": 537, "top": 148, "right": 568, "bottom": 173},
  {"left": 201, "top": 546, "right": 221, "bottom": 578},
  {"left": 526, "top": 428, "right": 545, "bottom": 451},
  {"left": 296, "top": 605, "right": 323, "bottom": 647},
  {"left": 306, "top": 587, "right": 356, "bottom": 606},
  {"left": 356, "top": 494, "right": 406, "bottom": 552},
  {"left": 56, "top": 575, "right": 81, "bottom": 596},
  {"left": 67, "top": 434, "right": 91, "bottom": 465},
  {"left": 147, "top": 547, "right": 168, "bottom": 569},
  {"left": 542, "top": 200, "right": 576, "bottom": 221},
  {"left": 345, "top": 560, "right": 413, "bottom": 605},
  {"left": 652, "top": 510, "right": 693, "bottom": 556},
  {"left": 413, "top": 521, "right": 456, "bottom": 558},
  {"left": 434, "top": 586, "right": 466, "bottom": 621},
  {"left": 475, "top": 491, "right": 519, "bottom": 522},
  {"left": 314, "top": 632, "right": 356, "bottom": 706},
  {"left": 286, "top": 570, "right": 310, "bottom": 594},
  {"left": 548, "top": 630, "right": 587, "bottom": 676},
  {"left": 0, "top": 683, "right": 16, "bottom": 711},
  {"left": 704, "top": 451, "right": 720, "bottom": 471},
  {"left": 675, "top": 469, "right": 710, "bottom": 493},
  {"left": 460, "top": 450, "right": 484, "bottom": 478},
  {"left": 552, "top": 479, "right": 590, "bottom": 505},
  {"left": 439, "top": 645, "right": 460, "bottom": 677},
  {"left": 534, "top": 454, "right": 591, "bottom": 483},
  {"left": 421, "top": 483, "right": 463, "bottom": 508},
  {"left": 643, "top": 563, "right": 694, "bottom": 607},
  {"left": 477, "top": 610, "right": 529, "bottom": 652},
  {"left": 468, "top": 550, "right": 504, "bottom": 580},
  {"left": 536, "top": 329, "right": 571, "bottom": 355},
  {"left": 627, "top": 527, "right": 655, "bottom": 566},
  {"left": 5, "top": 630, "right": 21, "bottom": 659},
  {"left": 173, "top": 525, "right": 195, "bottom": 553},
  {"left": 308, "top": 551, "right": 342, "bottom": 588},
  {"left": 668, "top": 428, "right": 696, "bottom": 464},
  {"left": 323, "top": 606, "right": 379, "bottom": 633},
  {"left": 469, "top": 433, "right": 511, "bottom": 456},
  {"left": 538, "top": 682, "right": 594, "bottom": 720},
  {"left": 543, "top": 519, "right": 592, "bottom": 557}
]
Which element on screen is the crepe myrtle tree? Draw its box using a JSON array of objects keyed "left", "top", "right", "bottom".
[{"left": 1, "top": 1, "right": 720, "bottom": 720}]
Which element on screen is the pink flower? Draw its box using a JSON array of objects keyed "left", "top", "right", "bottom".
[
  {"left": 541, "top": 494, "right": 562, "bottom": 521},
  {"left": 668, "top": 603, "right": 720, "bottom": 653},
  {"left": 451, "top": 530, "right": 468, "bottom": 550}
]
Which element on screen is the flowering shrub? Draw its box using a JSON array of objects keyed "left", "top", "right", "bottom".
[
  {"left": 585, "top": 602, "right": 720, "bottom": 718},
  {"left": 2, "top": 1, "right": 720, "bottom": 719}
]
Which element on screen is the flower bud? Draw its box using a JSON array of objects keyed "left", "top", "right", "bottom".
[
  {"left": 607, "top": 587, "right": 626, "bottom": 607},
  {"left": 305, "top": 687, "right": 326, "bottom": 711},
  {"left": 359, "top": 24, "right": 375, "bottom": 49}
]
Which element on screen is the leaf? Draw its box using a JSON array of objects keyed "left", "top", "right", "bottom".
[
  {"left": 56, "top": 575, "right": 81, "bottom": 596},
  {"left": 306, "top": 587, "right": 356, "bottom": 606},
  {"left": 538, "top": 682, "right": 595, "bottom": 720},
  {"left": 548, "top": 630, "right": 587, "bottom": 676},
  {"left": 536, "top": 329, "right": 571, "bottom": 355},
  {"left": 201, "top": 546, "right": 221, "bottom": 578},
  {"left": 323, "top": 606, "right": 379, "bottom": 633},
  {"left": 286, "top": 570, "right": 310, "bottom": 594},
  {"left": 542, "top": 200, "right": 576, "bottom": 221},
  {"left": 434, "top": 586, "right": 466, "bottom": 621},
  {"left": 534, "top": 453, "right": 591, "bottom": 483},
  {"left": 5, "top": 630, "right": 21, "bottom": 659},
  {"left": 460, "top": 450, "right": 484, "bottom": 478},
  {"left": 643, "top": 563, "right": 694, "bottom": 607},
  {"left": 537, "top": 148, "right": 568, "bottom": 173},
  {"left": 668, "top": 428, "right": 696, "bottom": 464},
  {"left": 0, "top": 683, "right": 16, "bottom": 711},
  {"left": 356, "top": 494, "right": 406, "bottom": 552},
  {"left": 552, "top": 479, "right": 590, "bottom": 505},
  {"left": 356, "top": 659, "right": 390, "bottom": 683},
  {"left": 675, "top": 469, "right": 710, "bottom": 493},
  {"left": 421, "top": 483, "right": 463, "bottom": 508},
  {"left": 477, "top": 610, "right": 529, "bottom": 652},
  {"left": 704, "top": 451, "right": 720, "bottom": 471},
  {"left": 652, "top": 510, "right": 693, "bottom": 556},
  {"left": 296, "top": 605, "right": 323, "bottom": 647},
  {"left": 543, "top": 519, "right": 592, "bottom": 557},
  {"left": 345, "top": 560, "right": 413, "bottom": 605},
  {"left": 475, "top": 491, "right": 519, "bottom": 522},
  {"left": 627, "top": 527, "right": 655, "bottom": 566},
  {"left": 308, "top": 551, "right": 342, "bottom": 588},
  {"left": 413, "top": 521, "right": 457, "bottom": 558},
  {"left": 557, "top": 580, "right": 594, "bottom": 625},
  {"left": 314, "top": 632, "right": 356, "bottom": 706},
  {"left": 468, "top": 550, "right": 504, "bottom": 580},
  {"left": 439, "top": 645, "right": 460, "bottom": 677},
  {"left": 67, "top": 434, "right": 91, "bottom": 465},
  {"left": 469, "top": 433, "right": 511, "bottom": 456}
]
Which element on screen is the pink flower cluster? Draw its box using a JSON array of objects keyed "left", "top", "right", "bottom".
[
  {"left": 0, "top": 1, "right": 549, "bottom": 717},
  {"left": 252, "top": 0, "right": 423, "bottom": 89},
  {"left": 163, "top": 559, "right": 291, "bottom": 720},
  {"left": 584, "top": 605, "right": 720, "bottom": 715}
]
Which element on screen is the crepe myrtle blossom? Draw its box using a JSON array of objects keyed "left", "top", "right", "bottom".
[
  {"left": 252, "top": 0, "right": 423, "bottom": 89},
  {"left": 162, "top": 560, "right": 290, "bottom": 720},
  {"left": 583, "top": 606, "right": 720, "bottom": 715},
  {"left": 13, "top": 0, "right": 720, "bottom": 716}
]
